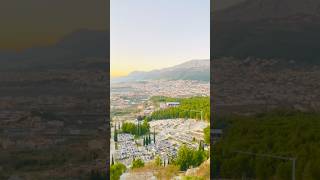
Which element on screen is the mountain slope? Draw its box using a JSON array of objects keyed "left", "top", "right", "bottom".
[
  {"left": 215, "top": 0, "right": 320, "bottom": 22},
  {"left": 213, "top": 0, "right": 320, "bottom": 64},
  {"left": 0, "top": 29, "right": 108, "bottom": 71},
  {"left": 112, "top": 59, "right": 210, "bottom": 82}
]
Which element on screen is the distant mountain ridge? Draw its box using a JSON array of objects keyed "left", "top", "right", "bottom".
[
  {"left": 213, "top": 0, "right": 320, "bottom": 64},
  {"left": 0, "top": 29, "right": 108, "bottom": 71},
  {"left": 112, "top": 59, "right": 210, "bottom": 83},
  {"left": 216, "top": 0, "right": 320, "bottom": 22}
]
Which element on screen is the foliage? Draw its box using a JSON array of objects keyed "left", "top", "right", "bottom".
[
  {"left": 155, "top": 155, "right": 162, "bottom": 166},
  {"left": 204, "top": 126, "right": 210, "bottom": 144},
  {"left": 213, "top": 111, "right": 320, "bottom": 179},
  {"left": 153, "top": 129, "right": 156, "bottom": 144},
  {"left": 121, "top": 120, "right": 150, "bottom": 136},
  {"left": 182, "top": 176, "right": 205, "bottom": 180},
  {"left": 110, "top": 162, "right": 126, "bottom": 180},
  {"left": 175, "top": 145, "right": 207, "bottom": 171},
  {"left": 114, "top": 126, "right": 118, "bottom": 142},
  {"left": 150, "top": 96, "right": 210, "bottom": 121},
  {"left": 131, "top": 158, "right": 144, "bottom": 169}
]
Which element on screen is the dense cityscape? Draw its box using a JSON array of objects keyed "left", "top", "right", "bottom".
[{"left": 110, "top": 79, "right": 210, "bottom": 179}]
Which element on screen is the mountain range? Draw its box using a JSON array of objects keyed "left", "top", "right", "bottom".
[
  {"left": 213, "top": 0, "right": 320, "bottom": 64},
  {"left": 0, "top": 29, "right": 108, "bottom": 71},
  {"left": 111, "top": 59, "right": 210, "bottom": 83}
]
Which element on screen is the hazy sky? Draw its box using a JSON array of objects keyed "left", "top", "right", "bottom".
[
  {"left": 111, "top": 0, "right": 210, "bottom": 77},
  {"left": 0, "top": 0, "right": 107, "bottom": 51}
]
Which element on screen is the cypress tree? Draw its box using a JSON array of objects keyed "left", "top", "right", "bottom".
[
  {"left": 114, "top": 126, "right": 117, "bottom": 142},
  {"left": 153, "top": 128, "right": 156, "bottom": 144},
  {"left": 146, "top": 136, "right": 149, "bottom": 145},
  {"left": 143, "top": 137, "right": 145, "bottom": 146}
]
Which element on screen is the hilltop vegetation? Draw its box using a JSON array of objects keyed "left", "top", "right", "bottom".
[
  {"left": 121, "top": 120, "right": 150, "bottom": 137},
  {"left": 149, "top": 96, "right": 210, "bottom": 121},
  {"left": 115, "top": 145, "right": 209, "bottom": 180},
  {"left": 213, "top": 110, "right": 320, "bottom": 179}
]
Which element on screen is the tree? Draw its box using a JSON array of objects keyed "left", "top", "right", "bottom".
[
  {"left": 122, "top": 122, "right": 150, "bottom": 137},
  {"left": 175, "top": 145, "right": 206, "bottom": 171},
  {"left": 111, "top": 155, "right": 114, "bottom": 165},
  {"left": 114, "top": 126, "right": 118, "bottom": 142},
  {"left": 131, "top": 158, "right": 144, "bottom": 169},
  {"left": 154, "top": 128, "right": 156, "bottom": 144},
  {"left": 146, "top": 136, "right": 149, "bottom": 145},
  {"left": 110, "top": 162, "right": 126, "bottom": 180},
  {"left": 143, "top": 137, "right": 146, "bottom": 146},
  {"left": 137, "top": 115, "right": 143, "bottom": 121},
  {"left": 137, "top": 121, "right": 140, "bottom": 136},
  {"left": 204, "top": 126, "right": 210, "bottom": 144},
  {"left": 175, "top": 145, "right": 194, "bottom": 171},
  {"left": 150, "top": 97, "right": 210, "bottom": 121}
]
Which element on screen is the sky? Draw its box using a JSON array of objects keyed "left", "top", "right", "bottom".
[
  {"left": 0, "top": 0, "right": 107, "bottom": 51},
  {"left": 111, "top": 0, "right": 210, "bottom": 77}
]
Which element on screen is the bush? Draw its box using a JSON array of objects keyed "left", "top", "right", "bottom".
[
  {"left": 175, "top": 145, "right": 207, "bottom": 171},
  {"left": 131, "top": 158, "right": 144, "bottom": 169},
  {"left": 110, "top": 162, "right": 126, "bottom": 180}
]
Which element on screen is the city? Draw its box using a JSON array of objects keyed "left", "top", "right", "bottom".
[{"left": 110, "top": 79, "right": 210, "bottom": 179}]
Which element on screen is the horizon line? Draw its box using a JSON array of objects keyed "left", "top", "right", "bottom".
[{"left": 110, "top": 58, "right": 210, "bottom": 78}]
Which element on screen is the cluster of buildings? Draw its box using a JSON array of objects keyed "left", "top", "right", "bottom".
[
  {"left": 113, "top": 119, "right": 209, "bottom": 168},
  {"left": 111, "top": 80, "right": 209, "bottom": 110},
  {"left": 114, "top": 133, "right": 154, "bottom": 167}
]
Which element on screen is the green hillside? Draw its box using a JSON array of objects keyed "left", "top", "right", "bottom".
[
  {"left": 213, "top": 110, "right": 320, "bottom": 179},
  {"left": 149, "top": 96, "right": 210, "bottom": 121}
]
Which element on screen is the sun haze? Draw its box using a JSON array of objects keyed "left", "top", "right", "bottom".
[{"left": 110, "top": 0, "right": 210, "bottom": 77}]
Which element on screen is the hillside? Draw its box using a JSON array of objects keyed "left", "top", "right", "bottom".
[
  {"left": 112, "top": 59, "right": 210, "bottom": 82},
  {"left": 213, "top": 0, "right": 320, "bottom": 63},
  {"left": 0, "top": 29, "right": 108, "bottom": 71},
  {"left": 213, "top": 111, "right": 320, "bottom": 179}
]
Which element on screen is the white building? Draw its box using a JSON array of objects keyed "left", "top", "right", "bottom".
[{"left": 166, "top": 102, "right": 180, "bottom": 107}]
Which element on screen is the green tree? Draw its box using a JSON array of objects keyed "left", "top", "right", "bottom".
[
  {"left": 204, "top": 126, "right": 210, "bottom": 144},
  {"left": 154, "top": 128, "right": 156, "bottom": 144},
  {"left": 114, "top": 126, "right": 118, "bottom": 142},
  {"left": 175, "top": 145, "right": 206, "bottom": 171},
  {"left": 110, "top": 162, "right": 126, "bottom": 180},
  {"left": 122, "top": 121, "right": 150, "bottom": 136}
]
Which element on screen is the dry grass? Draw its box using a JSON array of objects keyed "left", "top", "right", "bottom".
[
  {"left": 129, "top": 159, "right": 210, "bottom": 180},
  {"left": 182, "top": 158, "right": 210, "bottom": 180},
  {"left": 129, "top": 161, "right": 180, "bottom": 180}
]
